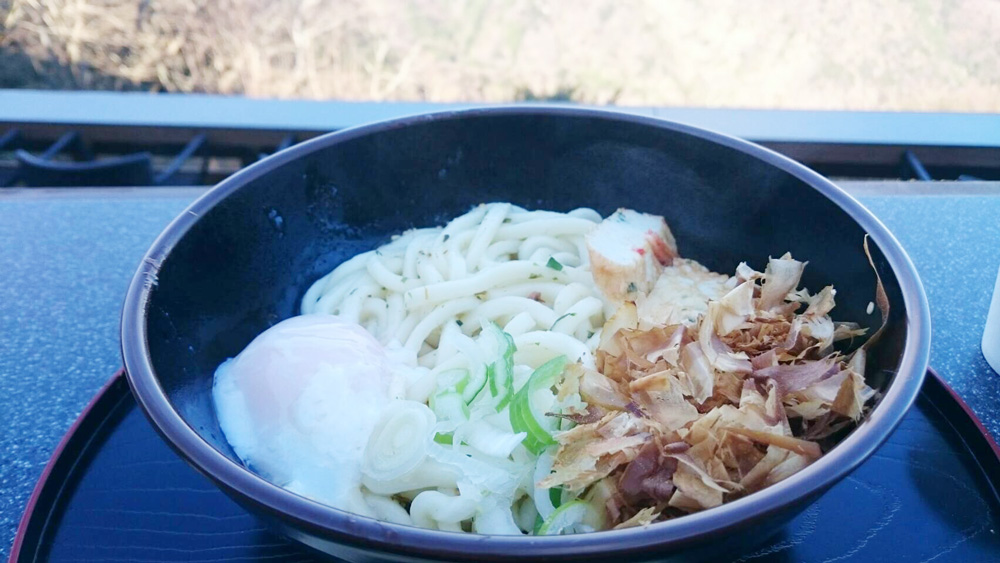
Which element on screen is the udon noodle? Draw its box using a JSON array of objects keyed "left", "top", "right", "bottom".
[
  {"left": 301, "top": 203, "right": 610, "bottom": 370},
  {"left": 279, "top": 203, "right": 613, "bottom": 533}
]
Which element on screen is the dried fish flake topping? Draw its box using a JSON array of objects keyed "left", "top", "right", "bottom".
[{"left": 541, "top": 251, "right": 881, "bottom": 528}]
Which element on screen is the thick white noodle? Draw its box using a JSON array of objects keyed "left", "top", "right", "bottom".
[
  {"left": 410, "top": 491, "right": 478, "bottom": 531},
  {"left": 363, "top": 493, "right": 413, "bottom": 526},
  {"left": 300, "top": 203, "right": 610, "bottom": 531},
  {"left": 302, "top": 204, "right": 606, "bottom": 357}
]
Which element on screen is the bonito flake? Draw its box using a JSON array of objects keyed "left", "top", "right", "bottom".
[{"left": 541, "top": 250, "right": 883, "bottom": 527}]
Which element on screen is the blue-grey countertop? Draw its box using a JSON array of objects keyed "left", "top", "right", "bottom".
[{"left": 2, "top": 183, "right": 999, "bottom": 558}]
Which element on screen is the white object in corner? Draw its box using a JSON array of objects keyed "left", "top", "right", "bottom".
[{"left": 983, "top": 265, "right": 1000, "bottom": 375}]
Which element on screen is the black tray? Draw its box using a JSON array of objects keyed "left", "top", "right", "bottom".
[{"left": 10, "top": 369, "right": 1000, "bottom": 563}]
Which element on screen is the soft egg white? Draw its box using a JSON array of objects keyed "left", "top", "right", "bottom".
[{"left": 212, "top": 314, "right": 397, "bottom": 516}]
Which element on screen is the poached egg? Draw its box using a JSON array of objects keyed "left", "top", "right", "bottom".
[{"left": 212, "top": 314, "right": 397, "bottom": 516}]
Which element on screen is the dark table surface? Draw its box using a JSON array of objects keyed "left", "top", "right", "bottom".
[{"left": 1, "top": 182, "right": 999, "bottom": 560}]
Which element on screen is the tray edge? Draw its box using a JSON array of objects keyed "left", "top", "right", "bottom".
[
  {"left": 7, "top": 369, "right": 126, "bottom": 563},
  {"left": 8, "top": 367, "right": 1000, "bottom": 561}
]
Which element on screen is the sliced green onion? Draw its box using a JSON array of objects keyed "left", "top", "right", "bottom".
[
  {"left": 537, "top": 500, "right": 603, "bottom": 535},
  {"left": 549, "top": 487, "right": 563, "bottom": 508},
  {"left": 533, "top": 487, "right": 565, "bottom": 534},
  {"left": 436, "top": 368, "right": 470, "bottom": 394},
  {"left": 546, "top": 257, "right": 563, "bottom": 271},
  {"left": 462, "top": 368, "right": 487, "bottom": 404},
  {"left": 496, "top": 330, "right": 517, "bottom": 409},
  {"left": 480, "top": 322, "right": 517, "bottom": 410},
  {"left": 510, "top": 355, "right": 567, "bottom": 454},
  {"left": 487, "top": 363, "right": 499, "bottom": 398},
  {"left": 511, "top": 394, "right": 557, "bottom": 454},
  {"left": 432, "top": 432, "right": 471, "bottom": 446},
  {"left": 430, "top": 391, "right": 469, "bottom": 423}
]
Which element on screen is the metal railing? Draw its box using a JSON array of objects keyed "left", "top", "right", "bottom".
[{"left": 2, "top": 89, "right": 999, "bottom": 187}]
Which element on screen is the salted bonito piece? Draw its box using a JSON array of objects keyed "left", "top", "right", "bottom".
[{"left": 587, "top": 209, "right": 679, "bottom": 303}]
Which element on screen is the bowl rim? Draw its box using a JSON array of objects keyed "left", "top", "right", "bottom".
[{"left": 121, "top": 105, "right": 931, "bottom": 560}]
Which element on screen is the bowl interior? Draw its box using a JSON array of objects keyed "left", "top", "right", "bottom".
[{"left": 142, "top": 110, "right": 908, "bottom": 507}]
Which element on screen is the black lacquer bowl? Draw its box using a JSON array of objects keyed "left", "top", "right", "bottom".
[{"left": 121, "top": 107, "right": 931, "bottom": 562}]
